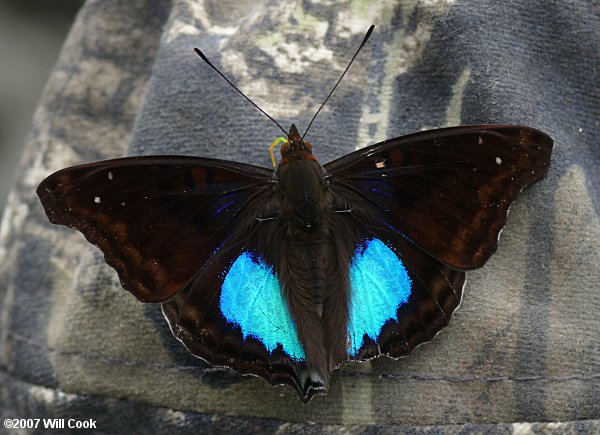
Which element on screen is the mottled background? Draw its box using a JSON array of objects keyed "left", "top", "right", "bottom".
[{"left": 0, "top": 1, "right": 82, "bottom": 215}]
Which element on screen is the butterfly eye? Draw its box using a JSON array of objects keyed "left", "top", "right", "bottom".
[
  {"left": 303, "top": 140, "right": 313, "bottom": 152},
  {"left": 280, "top": 141, "right": 291, "bottom": 156}
]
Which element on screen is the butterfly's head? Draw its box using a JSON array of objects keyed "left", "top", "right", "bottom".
[{"left": 280, "top": 124, "right": 314, "bottom": 162}]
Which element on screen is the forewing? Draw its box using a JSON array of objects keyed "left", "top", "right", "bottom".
[
  {"left": 325, "top": 125, "right": 553, "bottom": 270},
  {"left": 37, "top": 156, "right": 274, "bottom": 302}
]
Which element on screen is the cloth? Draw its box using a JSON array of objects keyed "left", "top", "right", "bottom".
[{"left": 1, "top": 0, "right": 599, "bottom": 431}]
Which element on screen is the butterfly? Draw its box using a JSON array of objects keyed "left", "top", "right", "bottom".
[{"left": 36, "top": 26, "right": 553, "bottom": 402}]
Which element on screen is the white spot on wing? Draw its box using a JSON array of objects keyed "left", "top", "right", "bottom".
[
  {"left": 107, "top": 171, "right": 113, "bottom": 180},
  {"left": 496, "top": 156, "right": 502, "bottom": 165},
  {"left": 94, "top": 196, "right": 101, "bottom": 204}
]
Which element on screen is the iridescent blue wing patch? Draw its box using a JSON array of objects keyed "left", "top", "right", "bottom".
[
  {"left": 347, "top": 238, "right": 412, "bottom": 356},
  {"left": 220, "top": 251, "right": 305, "bottom": 360},
  {"left": 338, "top": 227, "right": 465, "bottom": 362}
]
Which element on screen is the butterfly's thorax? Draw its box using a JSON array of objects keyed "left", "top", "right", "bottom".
[
  {"left": 276, "top": 158, "right": 328, "bottom": 238},
  {"left": 274, "top": 156, "right": 331, "bottom": 318}
]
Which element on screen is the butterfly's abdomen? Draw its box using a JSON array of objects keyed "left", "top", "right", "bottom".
[
  {"left": 272, "top": 158, "right": 354, "bottom": 380},
  {"left": 276, "top": 234, "right": 351, "bottom": 382}
]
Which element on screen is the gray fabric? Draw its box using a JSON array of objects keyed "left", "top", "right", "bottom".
[{"left": 1, "top": 0, "right": 599, "bottom": 431}]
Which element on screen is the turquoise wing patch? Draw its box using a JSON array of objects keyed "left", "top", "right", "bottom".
[
  {"left": 220, "top": 251, "right": 305, "bottom": 360},
  {"left": 348, "top": 238, "right": 412, "bottom": 356}
]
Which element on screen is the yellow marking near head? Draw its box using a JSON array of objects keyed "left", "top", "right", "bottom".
[{"left": 268, "top": 137, "right": 288, "bottom": 167}]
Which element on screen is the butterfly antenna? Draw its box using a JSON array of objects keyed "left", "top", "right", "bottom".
[
  {"left": 194, "top": 48, "right": 288, "bottom": 136},
  {"left": 301, "top": 25, "right": 374, "bottom": 141}
]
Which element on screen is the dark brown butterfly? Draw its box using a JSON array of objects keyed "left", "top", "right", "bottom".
[{"left": 36, "top": 26, "right": 553, "bottom": 402}]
